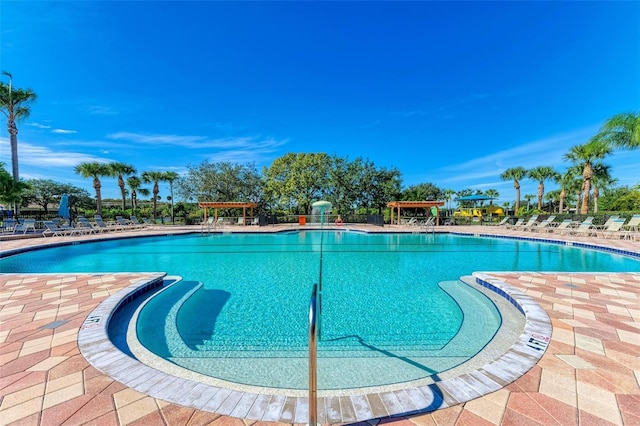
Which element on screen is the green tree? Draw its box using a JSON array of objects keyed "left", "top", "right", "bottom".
[
  {"left": 484, "top": 189, "right": 499, "bottom": 203},
  {"left": 590, "top": 164, "right": 616, "bottom": 214},
  {"left": 0, "top": 72, "right": 37, "bottom": 184},
  {"left": 500, "top": 167, "right": 527, "bottom": 213},
  {"left": 0, "top": 162, "right": 30, "bottom": 215},
  {"left": 75, "top": 161, "right": 110, "bottom": 216},
  {"left": 401, "top": 182, "right": 443, "bottom": 201},
  {"left": 108, "top": 162, "right": 137, "bottom": 210},
  {"left": 177, "top": 161, "right": 261, "bottom": 204},
  {"left": 555, "top": 168, "right": 581, "bottom": 214},
  {"left": 264, "top": 153, "right": 331, "bottom": 214},
  {"left": 126, "top": 176, "right": 149, "bottom": 210},
  {"left": 360, "top": 161, "right": 402, "bottom": 214},
  {"left": 527, "top": 166, "right": 559, "bottom": 211},
  {"left": 141, "top": 171, "right": 165, "bottom": 219},
  {"left": 564, "top": 137, "right": 612, "bottom": 214},
  {"left": 598, "top": 111, "right": 640, "bottom": 149},
  {"left": 443, "top": 188, "right": 456, "bottom": 213},
  {"left": 163, "top": 171, "right": 180, "bottom": 223},
  {"left": 598, "top": 184, "right": 640, "bottom": 211},
  {"left": 328, "top": 156, "right": 363, "bottom": 215},
  {"left": 523, "top": 194, "right": 535, "bottom": 211},
  {"left": 22, "top": 179, "right": 87, "bottom": 215}
]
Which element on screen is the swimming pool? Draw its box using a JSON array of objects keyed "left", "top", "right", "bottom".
[{"left": 2, "top": 230, "right": 637, "bottom": 393}]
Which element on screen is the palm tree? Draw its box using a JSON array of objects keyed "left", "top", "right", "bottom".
[
  {"left": 556, "top": 168, "right": 581, "bottom": 214},
  {"left": 443, "top": 188, "right": 456, "bottom": 215},
  {"left": 141, "top": 171, "right": 165, "bottom": 219},
  {"left": 590, "top": 164, "right": 616, "bottom": 214},
  {"left": 598, "top": 111, "right": 640, "bottom": 149},
  {"left": 500, "top": 167, "right": 527, "bottom": 213},
  {"left": 0, "top": 162, "right": 30, "bottom": 216},
  {"left": 75, "top": 161, "right": 110, "bottom": 216},
  {"left": 126, "top": 176, "right": 149, "bottom": 210},
  {"left": 527, "top": 166, "right": 559, "bottom": 211},
  {"left": 0, "top": 72, "right": 37, "bottom": 183},
  {"left": 563, "top": 137, "right": 612, "bottom": 214},
  {"left": 163, "top": 171, "right": 179, "bottom": 223},
  {"left": 524, "top": 194, "right": 535, "bottom": 211},
  {"left": 108, "top": 162, "right": 136, "bottom": 210}
]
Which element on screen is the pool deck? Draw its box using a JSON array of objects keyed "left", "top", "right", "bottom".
[{"left": 1, "top": 224, "right": 639, "bottom": 425}]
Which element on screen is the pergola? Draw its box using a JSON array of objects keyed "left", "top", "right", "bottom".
[
  {"left": 387, "top": 201, "right": 445, "bottom": 225},
  {"left": 198, "top": 201, "right": 258, "bottom": 226}
]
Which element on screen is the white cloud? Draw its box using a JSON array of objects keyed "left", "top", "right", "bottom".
[
  {"left": 28, "top": 122, "right": 52, "bottom": 129},
  {"left": 107, "top": 132, "right": 287, "bottom": 151},
  {"left": 52, "top": 129, "right": 78, "bottom": 134},
  {"left": 0, "top": 138, "right": 108, "bottom": 167}
]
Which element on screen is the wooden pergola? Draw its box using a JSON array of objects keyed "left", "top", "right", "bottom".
[
  {"left": 198, "top": 201, "right": 258, "bottom": 226},
  {"left": 387, "top": 201, "right": 445, "bottom": 225}
]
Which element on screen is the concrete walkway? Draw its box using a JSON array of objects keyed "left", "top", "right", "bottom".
[{"left": 1, "top": 224, "right": 638, "bottom": 425}]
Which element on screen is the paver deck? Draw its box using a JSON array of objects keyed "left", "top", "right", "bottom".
[{"left": 1, "top": 224, "right": 639, "bottom": 425}]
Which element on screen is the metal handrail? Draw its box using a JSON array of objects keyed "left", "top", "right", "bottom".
[{"left": 309, "top": 283, "right": 318, "bottom": 426}]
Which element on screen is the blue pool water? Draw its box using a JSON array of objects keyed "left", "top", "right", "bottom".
[{"left": 2, "top": 231, "right": 638, "bottom": 390}]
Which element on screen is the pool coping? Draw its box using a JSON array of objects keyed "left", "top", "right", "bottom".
[
  {"left": 78, "top": 269, "right": 552, "bottom": 424},
  {"left": 1, "top": 225, "right": 638, "bottom": 425}
]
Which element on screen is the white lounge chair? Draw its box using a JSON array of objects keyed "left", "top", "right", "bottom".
[
  {"left": 13, "top": 218, "right": 37, "bottom": 234},
  {"left": 529, "top": 216, "right": 556, "bottom": 232},
  {"left": 566, "top": 216, "right": 596, "bottom": 237},
  {"left": 548, "top": 219, "right": 573, "bottom": 234},
  {"left": 42, "top": 220, "right": 80, "bottom": 237},
  {"left": 506, "top": 218, "right": 524, "bottom": 230},
  {"left": 600, "top": 218, "right": 627, "bottom": 239}
]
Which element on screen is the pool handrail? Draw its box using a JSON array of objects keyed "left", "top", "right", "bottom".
[{"left": 309, "top": 283, "right": 318, "bottom": 426}]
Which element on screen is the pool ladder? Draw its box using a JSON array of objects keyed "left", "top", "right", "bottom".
[{"left": 423, "top": 217, "right": 435, "bottom": 233}]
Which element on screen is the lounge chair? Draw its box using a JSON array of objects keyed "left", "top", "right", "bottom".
[
  {"left": 505, "top": 218, "right": 524, "bottom": 230},
  {"left": 130, "top": 216, "right": 150, "bottom": 228},
  {"left": 13, "top": 218, "right": 37, "bottom": 234},
  {"left": 548, "top": 219, "right": 574, "bottom": 234},
  {"left": 94, "top": 215, "right": 121, "bottom": 232},
  {"left": 529, "top": 216, "right": 556, "bottom": 232},
  {"left": 2, "top": 218, "right": 16, "bottom": 233},
  {"left": 250, "top": 217, "right": 259, "bottom": 226},
  {"left": 566, "top": 216, "right": 596, "bottom": 237},
  {"left": 236, "top": 217, "right": 246, "bottom": 226},
  {"left": 75, "top": 216, "right": 98, "bottom": 234},
  {"left": 621, "top": 214, "right": 640, "bottom": 240},
  {"left": 42, "top": 220, "right": 80, "bottom": 237},
  {"left": 486, "top": 216, "right": 510, "bottom": 227},
  {"left": 512, "top": 215, "right": 539, "bottom": 231},
  {"left": 116, "top": 216, "right": 144, "bottom": 230},
  {"left": 600, "top": 218, "right": 628, "bottom": 239}
]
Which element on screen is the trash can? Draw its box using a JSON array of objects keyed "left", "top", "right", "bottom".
[{"left": 299, "top": 216, "right": 306, "bottom": 225}]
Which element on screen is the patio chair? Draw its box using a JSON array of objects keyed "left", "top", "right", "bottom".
[
  {"left": 621, "top": 214, "right": 640, "bottom": 241},
  {"left": 42, "top": 220, "right": 81, "bottom": 237},
  {"left": 1, "top": 218, "right": 16, "bottom": 233},
  {"left": 529, "top": 216, "right": 556, "bottom": 232},
  {"left": 548, "top": 219, "right": 574, "bottom": 234},
  {"left": 13, "top": 219, "right": 37, "bottom": 234},
  {"left": 600, "top": 218, "right": 628, "bottom": 239},
  {"left": 505, "top": 218, "right": 524, "bottom": 230},
  {"left": 486, "top": 216, "right": 510, "bottom": 227},
  {"left": 130, "top": 216, "right": 150, "bottom": 228},
  {"left": 116, "top": 216, "right": 144, "bottom": 230},
  {"left": 566, "top": 216, "right": 596, "bottom": 237},
  {"left": 94, "top": 215, "right": 122, "bottom": 232},
  {"left": 511, "top": 215, "right": 539, "bottom": 231},
  {"left": 75, "top": 216, "right": 98, "bottom": 234}
]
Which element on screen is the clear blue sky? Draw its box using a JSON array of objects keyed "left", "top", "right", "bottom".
[{"left": 1, "top": 1, "right": 639, "bottom": 204}]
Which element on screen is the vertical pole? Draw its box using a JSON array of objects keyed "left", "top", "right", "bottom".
[{"left": 309, "top": 284, "right": 318, "bottom": 426}]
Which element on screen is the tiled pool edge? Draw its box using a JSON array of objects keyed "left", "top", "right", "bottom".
[{"left": 78, "top": 272, "right": 552, "bottom": 424}]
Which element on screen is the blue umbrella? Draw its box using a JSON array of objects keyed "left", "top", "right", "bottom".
[{"left": 58, "top": 194, "right": 70, "bottom": 221}]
